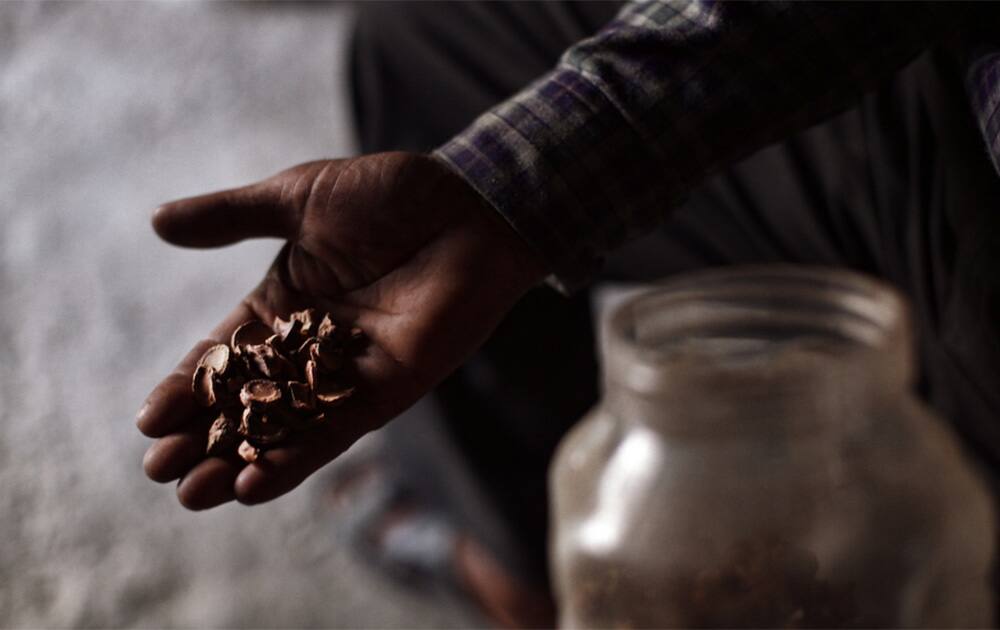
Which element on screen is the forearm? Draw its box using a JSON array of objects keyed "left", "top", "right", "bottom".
[{"left": 436, "top": 1, "right": 962, "bottom": 292}]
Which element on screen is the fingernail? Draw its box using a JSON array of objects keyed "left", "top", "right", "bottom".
[{"left": 135, "top": 402, "right": 150, "bottom": 427}]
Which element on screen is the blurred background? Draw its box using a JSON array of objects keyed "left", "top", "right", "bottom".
[{"left": 0, "top": 2, "right": 478, "bottom": 626}]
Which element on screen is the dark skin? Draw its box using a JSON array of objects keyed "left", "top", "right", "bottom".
[{"left": 136, "top": 152, "right": 545, "bottom": 510}]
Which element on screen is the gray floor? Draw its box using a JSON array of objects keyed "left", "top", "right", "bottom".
[{"left": 0, "top": 2, "right": 479, "bottom": 627}]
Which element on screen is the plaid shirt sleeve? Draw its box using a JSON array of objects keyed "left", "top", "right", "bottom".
[{"left": 434, "top": 1, "right": 957, "bottom": 293}]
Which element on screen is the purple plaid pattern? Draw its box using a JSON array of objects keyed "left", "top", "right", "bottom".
[
  {"left": 435, "top": 1, "right": 967, "bottom": 293},
  {"left": 968, "top": 51, "right": 1000, "bottom": 174}
]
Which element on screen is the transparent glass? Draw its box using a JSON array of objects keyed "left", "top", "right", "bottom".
[{"left": 550, "top": 266, "right": 994, "bottom": 628}]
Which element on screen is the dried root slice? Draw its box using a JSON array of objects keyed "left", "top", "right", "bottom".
[
  {"left": 231, "top": 320, "right": 272, "bottom": 353},
  {"left": 265, "top": 334, "right": 283, "bottom": 351},
  {"left": 240, "top": 408, "right": 289, "bottom": 445},
  {"left": 315, "top": 382, "right": 355, "bottom": 407},
  {"left": 274, "top": 316, "right": 304, "bottom": 346},
  {"left": 287, "top": 381, "right": 315, "bottom": 411},
  {"left": 192, "top": 365, "right": 217, "bottom": 407},
  {"left": 296, "top": 336, "right": 319, "bottom": 358},
  {"left": 291, "top": 308, "right": 317, "bottom": 336},
  {"left": 194, "top": 309, "right": 363, "bottom": 461},
  {"left": 239, "top": 379, "right": 282, "bottom": 408},
  {"left": 317, "top": 314, "right": 336, "bottom": 340},
  {"left": 245, "top": 343, "right": 295, "bottom": 379},
  {"left": 304, "top": 359, "right": 320, "bottom": 390},
  {"left": 238, "top": 440, "right": 260, "bottom": 463},
  {"left": 198, "top": 344, "right": 231, "bottom": 374},
  {"left": 206, "top": 411, "right": 240, "bottom": 456}
]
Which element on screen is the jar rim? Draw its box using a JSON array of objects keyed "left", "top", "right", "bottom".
[{"left": 604, "top": 265, "right": 913, "bottom": 395}]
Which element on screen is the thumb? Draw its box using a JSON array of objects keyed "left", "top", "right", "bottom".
[{"left": 151, "top": 163, "right": 327, "bottom": 247}]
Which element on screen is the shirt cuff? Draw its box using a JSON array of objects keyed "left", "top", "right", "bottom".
[{"left": 434, "top": 68, "right": 682, "bottom": 294}]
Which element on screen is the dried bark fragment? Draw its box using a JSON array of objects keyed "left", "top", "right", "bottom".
[
  {"left": 291, "top": 308, "right": 317, "bottom": 336},
  {"left": 245, "top": 343, "right": 295, "bottom": 379},
  {"left": 195, "top": 309, "right": 362, "bottom": 461},
  {"left": 239, "top": 379, "right": 282, "bottom": 408},
  {"left": 317, "top": 314, "right": 336, "bottom": 340},
  {"left": 206, "top": 411, "right": 239, "bottom": 456},
  {"left": 240, "top": 407, "right": 288, "bottom": 445},
  {"left": 265, "top": 334, "right": 283, "bottom": 352},
  {"left": 238, "top": 440, "right": 260, "bottom": 463},
  {"left": 274, "top": 316, "right": 303, "bottom": 346},
  {"left": 231, "top": 320, "right": 273, "bottom": 352},
  {"left": 192, "top": 365, "right": 217, "bottom": 407},
  {"left": 304, "top": 359, "right": 319, "bottom": 390},
  {"left": 315, "top": 382, "right": 355, "bottom": 407},
  {"left": 197, "top": 344, "right": 230, "bottom": 374},
  {"left": 296, "top": 336, "right": 319, "bottom": 357},
  {"left": 287, "top": 381, "right": 315, "bottom": 411}
]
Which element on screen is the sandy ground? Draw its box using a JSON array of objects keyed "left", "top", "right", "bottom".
[{"left": 0, "top": 2, "right": 478, "bottom": 627}]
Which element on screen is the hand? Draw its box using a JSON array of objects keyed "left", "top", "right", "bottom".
[{"left": 136, "top": 152, "right": 545, "bottom": 509}]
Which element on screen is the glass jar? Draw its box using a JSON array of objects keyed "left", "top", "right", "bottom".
[{"left": 550, "top": 266, "right": 995, "bottom": 628}]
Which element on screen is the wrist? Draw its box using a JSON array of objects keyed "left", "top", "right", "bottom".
[{"left": 426, "top": 153, "right": 548, "bottom": 295}]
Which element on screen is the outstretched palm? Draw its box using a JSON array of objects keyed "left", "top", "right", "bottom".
[{"left": 137, "top": 152, "right": 543, "bottom": 509}]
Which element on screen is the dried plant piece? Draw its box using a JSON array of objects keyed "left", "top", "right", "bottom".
[
  {"left": 312, "top": 340, "right": 344, "bottom": 372},
  {"left": 315, "top": 381, "right": 355, "bottom": 407},
  {"left": 287, "top": 381, "right": 315, "bottom": 411},
  {"left": 317, "top": 314, "right": 336, "bottom": 340},
  {"left": 310, "top": 370, "right": 354, "bottom": 407},
  {"left": 239, "top": 379, "right": 282, "bottom": 408},
  {"left": 196, "top": 309, "right": 363, "bottom": 460},
  {"left": 238, "top": 440, "right": 260, "bottom": 463},
  {"left": 240, "top": 408, "right": 289, "bottom": 445},
  {"left": 296, "top": 336, "right": 319, "bottom": 357},
  {"left": 245, "top": 343, "right": 295, "bottom": 379},
  {"left": 274, "top": 316, "right": 304, "bottom": 346},
  {"left": 206, "top": 411, "right": 240, "bottom": 456},
  {"left": 192, "top": 365, "right": 217, "bottom": 407},
  {"left": 231, "top": 320, "right": 273, "bottom": 353},
  {"left": 197, "top": 344, "right": 230, "bottom": 374},
  {"left": 266, "top": 334, "right": 283, "bottom": 351},
  {"left": 291, "top": 308, "right": 317, "bottom": 336},
  {"left": 304, "top": 359, "right": 319, "bottom": 390}
]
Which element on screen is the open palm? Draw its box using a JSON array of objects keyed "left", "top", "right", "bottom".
[{"left": 137, "top": 152, "right": 543, "bottom": 509}]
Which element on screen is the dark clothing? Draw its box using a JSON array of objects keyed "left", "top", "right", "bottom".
[{"left": 351, "top": 1, "right": 1000, "bottom": 589}]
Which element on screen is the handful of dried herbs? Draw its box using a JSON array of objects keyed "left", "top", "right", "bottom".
[{"left": 191, "top": 308, "right": 364, "bottom": 463}]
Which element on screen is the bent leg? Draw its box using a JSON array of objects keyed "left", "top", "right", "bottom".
[{"left": 349, "top": 0, "right": 623, "bottom": 590}]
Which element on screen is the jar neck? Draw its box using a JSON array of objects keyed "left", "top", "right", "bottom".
[{"left": 601, "top": 266, "right": 913, "bottom": 438}]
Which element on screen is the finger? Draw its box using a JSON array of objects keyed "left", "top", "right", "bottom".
[
  {"left": 233, "top": 413, "right": 372, "bottom": 505},
  {"left": 176, "top": 457, "right": 243, "bottom": 511},
  {"left": 143, "top": 431, "right": 206, "bottom": 483},
  {"left": 152, "top": 173, "right": 306, "bottom": 248},
  {"left": 136, "top": 301, "right": 255, "bottom": 437},
  {"left": 135, "top": 340, "right": 219, "bottom": 438},
  {"left": 230, "top": 340, "right": 424, "bottom": 505}
]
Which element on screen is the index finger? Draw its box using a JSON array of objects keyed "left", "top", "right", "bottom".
[{"left": 135, "top": 301, "right": 256, "bottom": 438}]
